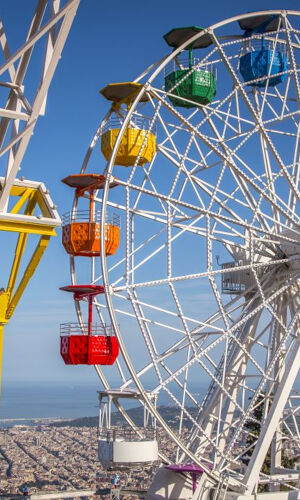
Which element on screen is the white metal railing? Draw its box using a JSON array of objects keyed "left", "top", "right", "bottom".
[
  {"left": 221, "top": 260, "right": 258, "bottom": 294},
  {"left": 164, "top": 56, "right": 217, "bottom": 79},
  {"left": 240, "top": 37, "right": 287, "bottom": 56},
  {"left": 60, "top": 323, "right": 115, "bottom": 336},
  {"left": 103, "top": 115, "right": 156, "bottom": 135},
  {"left": 98, "top": 426, "right": 157, "bottom": 442},
  {"left": 62, "top": 210, "right": 120, "bottom": 227}
]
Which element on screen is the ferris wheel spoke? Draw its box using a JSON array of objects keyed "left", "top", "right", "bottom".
[
  {"left": 205, "top": 103, "right": 254, "bottom": 130},
  {"left": 101, "top": 208, "right": 254, "bottom": 291},
  {"left": 154, "top": 88, "right": 300, "bottom": 230},
  {"left": 260, "top": 80, "right": 298, "bottom": 124},
  {"left": 164, "top": 153, "right": 208, "bottom": 212},
  {"left": 125, "top": 291, "right": 224, "bottom": 415},
  {"left": 192, "top": 176, "right": 249, "bottom": 210},
  {"left": 284, "top": 17, "right": 300, "bottom": 106},
  {"left": 150, "top": 104, "right": 185, "bottom": 162},
  {"left": 127, "top": 288, "right": 167, "bottom": 386},
  {"left": 265, "top": 106, "right": 300, "bottom": 127},
  {"left": 150, "top": 289, "right": 282, "bottom": 410},
  {"left": 156, "top": 145, "right": 249, "bottom": 227},
  {"left": 119, "top": 295, "right": 255, "bottom": 394},
  {"left": 288, "top": 121, "right": 300, "bottom": 212},
  {"left": 214, "top": 93, "right": 244, "bottom": 138},
  {"left": 116, "top": 294, "right": 189, "bottom": 336},
  {"left": 217, "top": 301, "right": 300, "bottom": 480},
  {"left": 153, "top": 88, "right": 269, "bottom": 230},
  {"left": 119, "top": 330, "right": 215, "bottom": 396},
  {"left": 188, "top": 273, "right": 299, "bottom": 456},
  {"left": 161, "top": 384, "right": 233, "bottom": 468},
  {"left": 196, "top": 313, "right": 263, "bottom": 440},
  {"left": 283, "top": 21, "right": 300, "bottom": 216},
  {"left": 110, "top": 178, "right": 300, "bottom": 240},
  {"left": 253, "top": 94, "right": 281, "bottom": 227},
  {"left": 276, "top": 77, "right": 295, "bottom": 120},
  {"left": 285, "top": 398, "right": 300, "bottom": 447},
  {"left": 212, "top": 31, "right": 300, "bottom": 216},
  {"left": 107, "top": 195, "right": 244, "bottom": 243},
  {"left": 114, "top": 257, "right": 294, "bottom": 293},
  {"left": 228, "top": 141, "right": 300, "bottom": 225},
  {"left": 128, "top": 153, "right": 163, "bottom": 216},
  {"left": 176, "top": 346, "right": 193, "bottom": 461},
  {"left": 203, "top": 111, "right": 288, "bottom": 229},
  {"left": 256, "top": 29, "right": 283, "bottom": 118}
]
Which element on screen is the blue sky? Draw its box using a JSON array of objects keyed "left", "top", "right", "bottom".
[{"left": 1, "top": 0, "right": 299, "bottom": 392}]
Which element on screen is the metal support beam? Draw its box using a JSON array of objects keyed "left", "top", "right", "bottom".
[
  {"left": 244, "top": 335, "right": 300, "bottom": 493},
  {"left": 6, "top": 235, "right": 50, "bottom": 319},
  {"left": 0, "top": 326, "right": 4, "bottom": 399},
  {"left": 0, "top": 0, "right": 80, "bottom": 211}
]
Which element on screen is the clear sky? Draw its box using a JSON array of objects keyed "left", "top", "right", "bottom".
[{"left": 1, "top": 0, "right": 299, "bottom": 391}]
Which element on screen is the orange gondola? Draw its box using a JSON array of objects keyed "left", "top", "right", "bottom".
[{"left": 61, "top": 174, "right": 120, "bottom": 257}]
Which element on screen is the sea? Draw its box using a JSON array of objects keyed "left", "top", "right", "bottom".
[
  {"left": 0, "top": 380, "right": 206, "bottom": 428},
  {"left": 0, "top": 381, "right": 100, "bottom": 426}
]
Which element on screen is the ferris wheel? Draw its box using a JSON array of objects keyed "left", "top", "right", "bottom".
[{"left": 61, "top": 10, "right": 300, "bottom": 499}]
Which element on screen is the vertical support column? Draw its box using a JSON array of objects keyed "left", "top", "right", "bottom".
[
  {"left": 244, "top": 336, "right": 300, "bottom": 493},
  {"left": 270, "top": 300, "right": 287, "bottom": 491},
  {"left": 88, "top": 190, "right": 95, "bottom": 251},
  {"left": 188, "top": 47, "right": 193, "bottom": 69},
  {"left": 98, "top": 394, "right": 102, "bottom": 434},
  {"left": 0, "top": 325, "right": 4, "bottom": 399},
  {"left": 88, "top": 295, "right": 93, "bottom": 336},
  {"left": 108, "top": 395, "right": 112, "bottom": 429},
  {"left": 89, "top": 190, "right": 95, "bottom": 223}
]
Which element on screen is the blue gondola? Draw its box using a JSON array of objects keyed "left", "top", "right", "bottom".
[
  {"left": 239, "top": 14, "right": 288, "bottom": 88},
  {"left": 240, "top": 39, "right": 287, "bottom": 87}
]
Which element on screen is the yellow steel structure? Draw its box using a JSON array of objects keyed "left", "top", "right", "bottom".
[
  {"left": 0, "top": 0, "right": 79, "bottom": 401},
  {"left": 0, "top": 179, "right": 60, "bottom": 395},
  {"left": 100, "top": 82, "right": 156, "bottom": 167}
]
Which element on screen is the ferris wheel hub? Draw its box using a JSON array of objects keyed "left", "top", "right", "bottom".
[{"left": 280, "top": 228, "right": 300, "bottom": 271}]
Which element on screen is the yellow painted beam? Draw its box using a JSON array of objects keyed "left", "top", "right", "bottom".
[
  {"left": 7, "top": 232, "right": 28, "bottom": 296},
  {"left": 0, "top": 188, "right": 56, "bottom": 235},
  {"left": 10, "top": 188, "right": 34, "bottom": 214},
  {"left": 0, "top": 219, "right": 56, "bottom": 235},
  {"left": 6, "top": 193, "right": 37, "bottom": 296},
  {"left": 0, "top": 325, "right": 3, "bottom": 400},
  {"left": 7, "top": 191, "right": 39, "bottom": 297},
  {"left": 10, "top": 185, "right": 31, "bottom": 197},
  {"left": 0, "top": 292, "right": 9, "bottom": 324},
  {"left": 10, "top": 185, "right": 53, "bottom": 219},
  {"left": 6, "top": 235, "right": 50, "bottom": 319}
]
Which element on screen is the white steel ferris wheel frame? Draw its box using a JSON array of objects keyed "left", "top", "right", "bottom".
[{"left": 71, "top": 10, "right": 300, "bottom": 495}]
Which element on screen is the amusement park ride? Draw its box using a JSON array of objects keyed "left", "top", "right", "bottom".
[
  {"left": 59, "top": 9, "right": 300, "bottom": 499},
  {"left": 0, "top": 0, "right": 79, "bottom": 393},
  {"left": 3, "top": 3, "right": 300, "bottom": 499}
]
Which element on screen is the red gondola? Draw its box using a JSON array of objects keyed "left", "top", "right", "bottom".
[{"left": 60, "top": 285, "right": 119, "bottom": 366}]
